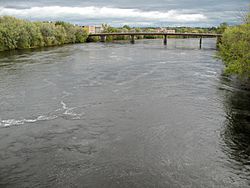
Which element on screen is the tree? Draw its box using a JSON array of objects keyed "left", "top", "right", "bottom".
[
  {"left": 54, "top": 25, "right": 67, "bottom": 45},
  {"left": 218, "top": 17, "right": 250, "bottom": 78},
  {"left": 75, "top": 27, "right": 88, "bottom": 43},
  {"left": 39, "top": 23, "right": 57, "bottom": 46},
  {"left": 27, "top": 22, "right": 44, "bottom": 47},
  {"left": 0, "top": 16, "right": 20, "bottom": 50},
  {"left": 123, "top": 25, "right": 131, "bottom": 30},
  {"left": 217, "top": 22, "right": 229, "bottom": 34}
]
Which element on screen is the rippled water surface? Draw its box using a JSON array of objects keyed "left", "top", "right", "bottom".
[{"left": 0, "top": 39, "right": 249, "bottom": 188}]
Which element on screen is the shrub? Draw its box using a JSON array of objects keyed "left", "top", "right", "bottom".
[{"left": 218, "top": 23, "right": 250, "bottom": 78}]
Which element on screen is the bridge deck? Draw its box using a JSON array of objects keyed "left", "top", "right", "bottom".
[
  {"left": 88, "top": 32, "right": 222, "bottom": 48},
  {"left": 89, "top": 32, "right": 222, "bottom": 37}
]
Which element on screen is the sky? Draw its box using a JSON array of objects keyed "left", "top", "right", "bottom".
[{"left": 0, "top": 0, "right": 249, "bottom": 27}]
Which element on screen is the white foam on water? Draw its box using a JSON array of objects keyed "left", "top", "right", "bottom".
[
  {"left": 0, "top": 101, "right": 84, "bottom": 127},
  {"left": 24, "top": 119, "right": 37, "bottom": 123},
  {"left": 0, "top": 115, "right": 58, "bottom": 127},
  {"left": 1, "top": 119, "right": 24, "bottom": 127},
  {"left": 206, "top": 70, "right": 217, "bottom": 75},
  {"left": 194, "top": 72, "right": 216, "bottom": 78},
  {"left": 60, "top": 101, "right": 84, "bottom": 120},
  {"left": 61, "top": 101, "right": 67, "bottom": 109},
  {"left": 37, "top": 115, "right": 57, "bottom": 121},
  {"left": 109, "top": 55, "right": 118, "bottom": 58}
]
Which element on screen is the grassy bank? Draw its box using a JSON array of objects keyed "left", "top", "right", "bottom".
[
  {"left": 218, "top": 13, "right": 250, "bottom": 80},
  {"left": 0, "top": 16, "right": 88, "bottom": 51}
]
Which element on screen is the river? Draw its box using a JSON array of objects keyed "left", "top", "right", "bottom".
[{"left": 0, "top": 39, "right": 249, "bottom": 188}]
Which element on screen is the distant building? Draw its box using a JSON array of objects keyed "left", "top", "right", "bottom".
[
  {"left": 84, "top": 26, "right": 96, "bottom": 34},
  {"left": 155, "top": 28, "right": 175, "bottom": 33},
  {"left": 94, "top": 26, "right": 103, "bottom": 33},
  {"left": 165, "top": 29, "right": 175, "bottom": 34},
  {"left": 155, "top": 28, "right": 162, "bottom": 33},
  {"left": 84, "top": 25, "right": 103, "bottom": 34}
]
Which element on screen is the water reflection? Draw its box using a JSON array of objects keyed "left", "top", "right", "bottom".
[{"left": 220, "top": 76, "right": 250, "bottom": 181}]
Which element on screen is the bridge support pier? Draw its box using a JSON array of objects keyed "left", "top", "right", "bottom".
[
  {"left": 199, "top": 37, "right": 202, "bottom": 49},
  {"left": 130, "top": 35, "right": 135, "bottom": 44},
  {"left": 100, "top": 35, "right": 106, "bottom": 42},
  {"left": 164, "top": 35, "right": 168, "bottom": 45}
]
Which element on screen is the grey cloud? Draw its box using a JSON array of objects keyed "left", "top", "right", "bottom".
[{"left": 0, "top": 0, "right": 249, "bottom": 26}]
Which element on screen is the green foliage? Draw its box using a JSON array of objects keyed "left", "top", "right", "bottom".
[
  {"left": 58, "top": 22, "right": 76, "bottom": 43},
  {"left": 101, "top": 24, "right": 118, "bottom": 41},
  {"left": 96, "top": 24, "right": 219, "bottom": 42},
  {"left": 217, "top": 22, "right": 229, "bottom": 34},
  {"left": 54, "top": 25, "right": 67, "bottom": 45},
  {"left": 0, "top": 16, "right": 21, "bottom": 50},
  {"left": 135, "top": 28, "right": 143, "bottom": 39},
  {"left": 0, "top": 31, "right": 4, "bottom": 51},
  {"left": 75, "top": 27, "right": 88, "bottom": 43},
  {"left": 218, "top": 21, "right": 250, "bottom": 78},
  {"left": 170, "top": 26, "right": 217, "bottom": 34},
  {"left": 0, "top": 16, "right": 88, "bottom": 51},
  {"left": 26, "top": 22, "right": 44, "bottom": 47},
  {"left": 86, "top": 36, "right": 99, "bottom": 42},
  {"left": 123, "top": 25, "right": 131, "bottom": 30},
  {"left": 102, "top": 24, "right": 118, "bottom": 33},
  {"left": 246, "top": 13, "right": 250, "bottom": 24}
]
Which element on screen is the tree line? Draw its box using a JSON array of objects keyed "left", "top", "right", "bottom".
[{"left": 0, "top": 16, "right": 88, "bottom": 51}]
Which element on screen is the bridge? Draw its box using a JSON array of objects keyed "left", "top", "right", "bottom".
[{"left": 88, "top": 32, "right": 222, "bottom": 48}]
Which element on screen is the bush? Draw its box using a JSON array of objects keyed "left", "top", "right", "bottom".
[
  {"left": 218, "top": 23, "right": 250, "bottom": 78},
  {"left": 75, "top": 27, "right": 88, "bottom": 43},
  {"left": 86, "top": 36, "right": 99, "bottom": 42}
]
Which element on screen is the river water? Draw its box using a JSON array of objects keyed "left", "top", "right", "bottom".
[{"left": 0, "top": 39, "right": 249, "bottom": 188}]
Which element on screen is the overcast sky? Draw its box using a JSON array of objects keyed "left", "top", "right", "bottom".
[{"left": 0, "top": 0, "right": 249, "bottom": 27}]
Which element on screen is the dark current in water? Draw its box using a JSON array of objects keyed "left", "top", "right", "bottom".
[{"left": 0, "top": 39, "right": 249, "bottom": 188}]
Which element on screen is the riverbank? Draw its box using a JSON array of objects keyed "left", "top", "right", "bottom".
[
  {"left": 218, "top": 13, "right": 250, "bottom": 82},
  {"left": 0, "top": 16, "right": 88, "bottom": 51}
]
